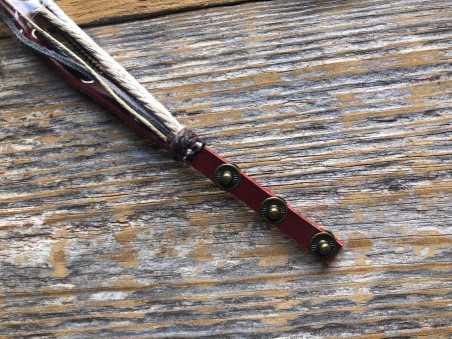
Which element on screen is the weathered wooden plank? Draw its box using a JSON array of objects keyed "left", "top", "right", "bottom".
[
  {"left": 0, "top": 0, "right": 451, "bottom": 337},
  {"left": 0, "top": 0, "right": 257, "bottom": 38}
]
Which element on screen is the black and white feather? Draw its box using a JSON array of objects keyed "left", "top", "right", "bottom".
[{"left": 1, "top": 0, "right": 186, "bottom": 143}]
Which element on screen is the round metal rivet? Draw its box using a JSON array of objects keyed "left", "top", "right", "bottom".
[
  {"left": 214, "top": 164, "right": 241, "bottom": 191},
  {"left": 318, "top": 240, "right": 331, "bottom": 255},
  {"left": 268, "top": 205, "right": 281, "bottom": 221},
  {"left": 261, "top": 197, "right": 287, "bottom": 224},
  {"left": 310, "top": 231, "right": 338, "bottom": 258},
  {"left": 222, "top": 170, "right": 233, "bottom": 185}
]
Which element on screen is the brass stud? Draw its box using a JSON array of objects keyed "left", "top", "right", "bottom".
[
  {"left": 261, "top": 197, "right": 287, "bottom": 224},
  {"left": 222, "top": 170, "right": 233, "bottom": 186},
  {"left": 310, "top": 231, "right": 338, "bottom": 258},
  {"left": 318, "top": 240, "right": 331, "bottom": 255},
  {"left": 214, "top": 164, "right": 241, "bottom": 191},
  {"left": 268, "top": 205, "right": 281, "bottom": 221}
]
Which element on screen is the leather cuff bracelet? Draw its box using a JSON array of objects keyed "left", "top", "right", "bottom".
[{"left": 1, "top": 0, "right": 343, "bottom": 259}]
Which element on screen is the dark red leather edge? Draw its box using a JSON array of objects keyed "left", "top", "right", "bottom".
[
  {"left": 190, "top": 146, "right": 343, "bottom": 250},
  {"left": 8, "top": 14, "right": 164, "bottom": 149},
  {"left": 49, "top": 60, "right": 165, "bottom": 149}
]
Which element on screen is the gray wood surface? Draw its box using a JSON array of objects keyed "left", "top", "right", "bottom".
[{"left": 0, "top": 0, "right": 451, "bottom": 337}]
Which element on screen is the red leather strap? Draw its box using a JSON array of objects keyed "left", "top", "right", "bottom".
[
  {"left": 16, "top": 23, "right": 342, "bottom": 256},
  {"left": 190, "top": 147, "right": 343, "bottom": 252},
  {"left": 45, "top": 60, "right": 342, "bottom": 256}
]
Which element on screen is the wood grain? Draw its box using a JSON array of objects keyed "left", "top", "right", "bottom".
[
  {"left": 0, "top": 0, "right": 451, "bottom": 337},
  {"left": 0, "top": 0, "right": 257, "bottom": 38}
]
